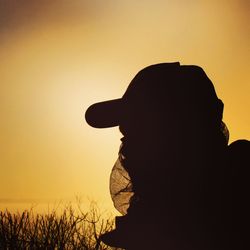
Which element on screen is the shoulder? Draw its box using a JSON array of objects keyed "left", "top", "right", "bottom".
[
  {"left": 228, "top": 139, "right": 250, "bottom": 152},
  {"left": 225, "top": 140, "right": 250, "bottom": 196},
  {"left": 227, "top": 140, "right": 250, "bottom": 242},
  {"left": 227, "top": 139, "right": 250, "bottom": 190},
  {"left": 227, "top": 139, "right": 250, "bottom": 166}
]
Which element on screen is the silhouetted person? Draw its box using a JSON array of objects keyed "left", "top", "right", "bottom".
[{"left": 85, "top": 63, "right": 250, "bottom": 250}]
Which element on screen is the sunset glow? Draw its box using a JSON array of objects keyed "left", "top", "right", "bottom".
[{"left": 0, "top": 0, "right": 249, "bottom": 213}]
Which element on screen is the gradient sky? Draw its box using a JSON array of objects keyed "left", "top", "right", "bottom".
[{"left": 0, "top": 0, "right": 249, "bottom": 213}]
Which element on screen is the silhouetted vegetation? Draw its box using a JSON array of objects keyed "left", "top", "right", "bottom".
[{"left": 0, "top": 202, "right": 122, "bottom": 249}]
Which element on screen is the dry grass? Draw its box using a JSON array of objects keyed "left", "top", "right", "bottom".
[{"left": 0, "top": 202, "right": 121, "bottom": 249}]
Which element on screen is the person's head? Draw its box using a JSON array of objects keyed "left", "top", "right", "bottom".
[{"left": 86, "top": 62, "right": 228, "bottom": 151}]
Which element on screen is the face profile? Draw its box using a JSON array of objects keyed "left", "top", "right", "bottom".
[{"left": 85, "top": 62, "right": 249, "bottom": 250}]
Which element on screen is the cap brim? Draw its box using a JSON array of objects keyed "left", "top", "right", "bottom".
[{"left": 85, "top": 99, "right": 123, "bottom": 128}]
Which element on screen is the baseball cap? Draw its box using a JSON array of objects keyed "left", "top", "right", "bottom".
[{"left": 85, "top": 62, "right": 223, "bottom": 128}]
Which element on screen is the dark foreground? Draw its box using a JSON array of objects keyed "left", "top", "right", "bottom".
[{"left": 0, "top": 204, "right": 122, "bottom": 249}]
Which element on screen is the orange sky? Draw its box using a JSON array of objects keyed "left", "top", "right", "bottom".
[{"left": 0, "top": 0, "right": 249, "bottom": 213}]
